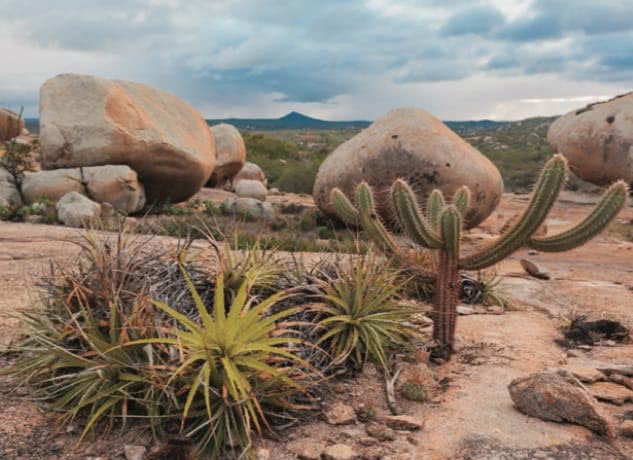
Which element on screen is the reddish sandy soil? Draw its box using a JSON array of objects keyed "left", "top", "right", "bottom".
[{"left": 0, "top": 191, "right": 632, "bottom": 459}]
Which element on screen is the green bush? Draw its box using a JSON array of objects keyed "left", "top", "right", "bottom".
[
  {"left": 311, "top": 253, "right": 419, "bottom": 371},
  {"left": 143, "top": 266, "right": 310, "bottom": 457},
  {"left": 2, "top": 230, "right": 321, "bottom": 459}
]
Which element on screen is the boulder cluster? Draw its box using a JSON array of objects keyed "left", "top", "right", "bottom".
[
  {"left": 0, "top": 73, "right": 269, "bottom": 226},
  {"left": 3, "top": 72, "right": 629, "bottom": 230}
]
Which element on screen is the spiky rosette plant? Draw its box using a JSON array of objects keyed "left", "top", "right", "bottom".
[{"left": 330, "top": 154, "right": 628, "bottom": 358}]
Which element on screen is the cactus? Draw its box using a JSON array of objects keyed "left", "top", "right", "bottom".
[{"left": 330, "top": 154, "right": 628, "bottom": 358}]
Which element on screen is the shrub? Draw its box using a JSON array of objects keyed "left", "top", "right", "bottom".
[
  {"left": 310, "top": 253, "right": 419, "bottom": 371},
  {"left": 16, "top": 197, "right": 58, "bottom": 223},
  {"left": 2, "top": 229, "right": 320, "bottom": 459},
  {"left": 5, "top": 299, "right": 173, "bottom": 441},
  {"left": 144, "top": 266, "right": 312, "bottom": 457}
]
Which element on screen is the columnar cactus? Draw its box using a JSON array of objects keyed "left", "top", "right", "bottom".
[{"left": 330, "top": 154, "right": 628, "bottom": 358}]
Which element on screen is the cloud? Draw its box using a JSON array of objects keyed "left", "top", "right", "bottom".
[
  {"left": 498, "top": 0, "right": 633, "bottom": 42},
  {"left": 441, "top": 5, "right": 505, "bottom": 36},
  {"left": 1, "top": 0, "right": 633, "bottom": 120}
]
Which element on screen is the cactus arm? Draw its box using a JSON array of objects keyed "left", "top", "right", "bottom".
[
  {"left": 352, "top": 182, "right": 399, "bottom": 253},
  {"left": 440, "top": 205, "right": 462, "bottom": 255},
  {"left": 453, "top": 186, "right": 471, "bottom": 216},
  {"left": 426, "top": 189, "right": 445, "bottom": 231},
  {"left": 330, "top": 188, "right": 360, "bottom": 225},
  {"left": 529, "top": 181, "right": 628, "bottom": 252},
  {"left": 391, "top": 179, "right": 443, "bottom": 249},
  {"left": 459, "top": 154, "right": 567, "bottom": 270}
]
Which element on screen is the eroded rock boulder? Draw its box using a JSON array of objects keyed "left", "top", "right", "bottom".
[
  {"left": 56, "top": 192, "right": 101, "bottom": 227},
  {"left": 0, "top": 167, "right": 23, "bottom": 209},
  {"left": 235, "top": 179, "right": 267, "bottom": 201},
  {"left": 548, "top": 93, "right": 633, "bottom": 186},
  {"left": 22, "top": 165, "right": 145, "bottom": 213},
  {"left": 313, "top": 108, "right": 503, "bottom": 229},
  {"left": 206, "top": 123, "right": 246, "bottom": 187},
  {"left": 508, "top": 369, "right": 614, "bottom": 437},
  {"left": 220, "top": 197, "right": 274, "bottom": 220},
  {"left": 233, "top": 162, "right": 266, "bottom": 187},
  {"left": 0, "top": 108, "right": 24, "bottom": 141},
  {"left": 39, "top": 74, "right": 215, "bottom": 203}
]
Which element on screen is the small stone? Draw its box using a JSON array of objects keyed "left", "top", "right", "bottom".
[
  {"left": 457, "top": 305, "right": 475, "bottom": 315},
  {"left": 358, "top": 436, "right": 379, "bottom": 446},
  {"left": 384, "top": 454, "right": 412, "bottom": 460},
  {"left": 528, "top": 250, "right": 538, "bottom": 255},
  {"left": 322, "top": 444, "right": 356, "bottom": 460},
  {"left": 520, "top": 258, "right": 550, "bottom": 280},
  {"left": 287, "top": 439, "right": 321, "bottom": 460},
  {"left": 360, "top": 445, "right": 389, "bottom": 460},
  {"left": 620, "top": 420, "right": 633, "bottom": 437},
  {"left": 590, "top": 382, "right": 633, "bottom": 405},
  {"left": 338, "top": 426, "right": 365, "bottom": 441},
  {"left": 324, "top": 401, "right": 357, "bottom": 425},
  {"left": 365, "top": 422, "right": 396, "bottom": 441},
  {"left": 255, "top": 447, "right": 271, "bottom": 460},
  {"left": 577, "top": 344, "right": 593, "bottom": 351},
  {"left": 567, "top": 349, "right": 584, "bottom": 358},
  {"left": 124, "top": 445, "right": 146, "bottom": 460},
  {"left": 382, "top": 415, "right": 424, "bottom": 431},
  {"left": 486, "top": 305, "right": 504, "bottom": 315}
]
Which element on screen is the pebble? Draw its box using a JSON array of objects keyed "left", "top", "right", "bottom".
[
  {"left": 124, "top": 445, "right": 146, "bottom": 460},
  {"left": 382, "top": 415, "right": 424, "bottom": 431},
  {"left": 322, "top": 444, "right": 357, "bottom": 460},
  {"left": 324, "top": 401, "right": 357, "bottom": 425}
]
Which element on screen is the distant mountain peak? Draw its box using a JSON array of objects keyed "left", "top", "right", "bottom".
[{"left": 280, "top": 111, "right": 315, "bottom": 121}]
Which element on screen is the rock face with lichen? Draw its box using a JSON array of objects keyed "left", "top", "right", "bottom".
[
  {"left": 39, "top": 74, "right": 215, "bottom": 203},
  {"left": 547, "top": 93, "right": 633, "bottom": 187},
  {"left": 313, "top": 108, "right": 503, "bottom": 229},
  {"left": 508, "top": 369, "right": 614, "bottom": 437}
]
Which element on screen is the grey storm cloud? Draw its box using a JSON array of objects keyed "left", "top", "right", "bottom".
[{"left": 1, "top": 0, "right": 633, "bottom": 119}]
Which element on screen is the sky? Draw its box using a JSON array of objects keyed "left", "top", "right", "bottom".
[{"left": 1, "top": 0, "right": 632, "bottom": 120}]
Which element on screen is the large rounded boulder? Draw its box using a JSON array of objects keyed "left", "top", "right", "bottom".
[
  {"left": 547, "top": 93, "right": 633, "bottom": 186},
  {"left": 313, "top": 108, "right": 503, "bottom": 228},
  {"left": 206, "top": 123, "right": 246, "bottom": 187},
  {"left": 0, "top": 108, "right": 25, "bottom": 141},
  {"left": 39, "top": 74, "right": 215, "bottom": 203}
]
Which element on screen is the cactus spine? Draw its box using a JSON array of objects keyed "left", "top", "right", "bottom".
[{"left": 330, "top": 154, "right": 628, "bottom": 358}]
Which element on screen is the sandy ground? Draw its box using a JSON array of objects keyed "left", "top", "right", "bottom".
[{"left": 1, "top": 191, "right": 632, "bottom": 459}]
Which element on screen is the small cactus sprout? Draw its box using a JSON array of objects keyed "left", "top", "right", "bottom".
[{"left": 330, "top": 154, "right": 628, "bottom": 358}]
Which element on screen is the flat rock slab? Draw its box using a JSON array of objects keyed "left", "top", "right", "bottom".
[
  {"left": 451, "top": 436, "right": 627, "bottom": 460},
  {"left": 590, "top": 382, "right": 633, "bottom": 405},
  {"left": 564, "top": 365, "right": 607, "bottom": 383}
]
